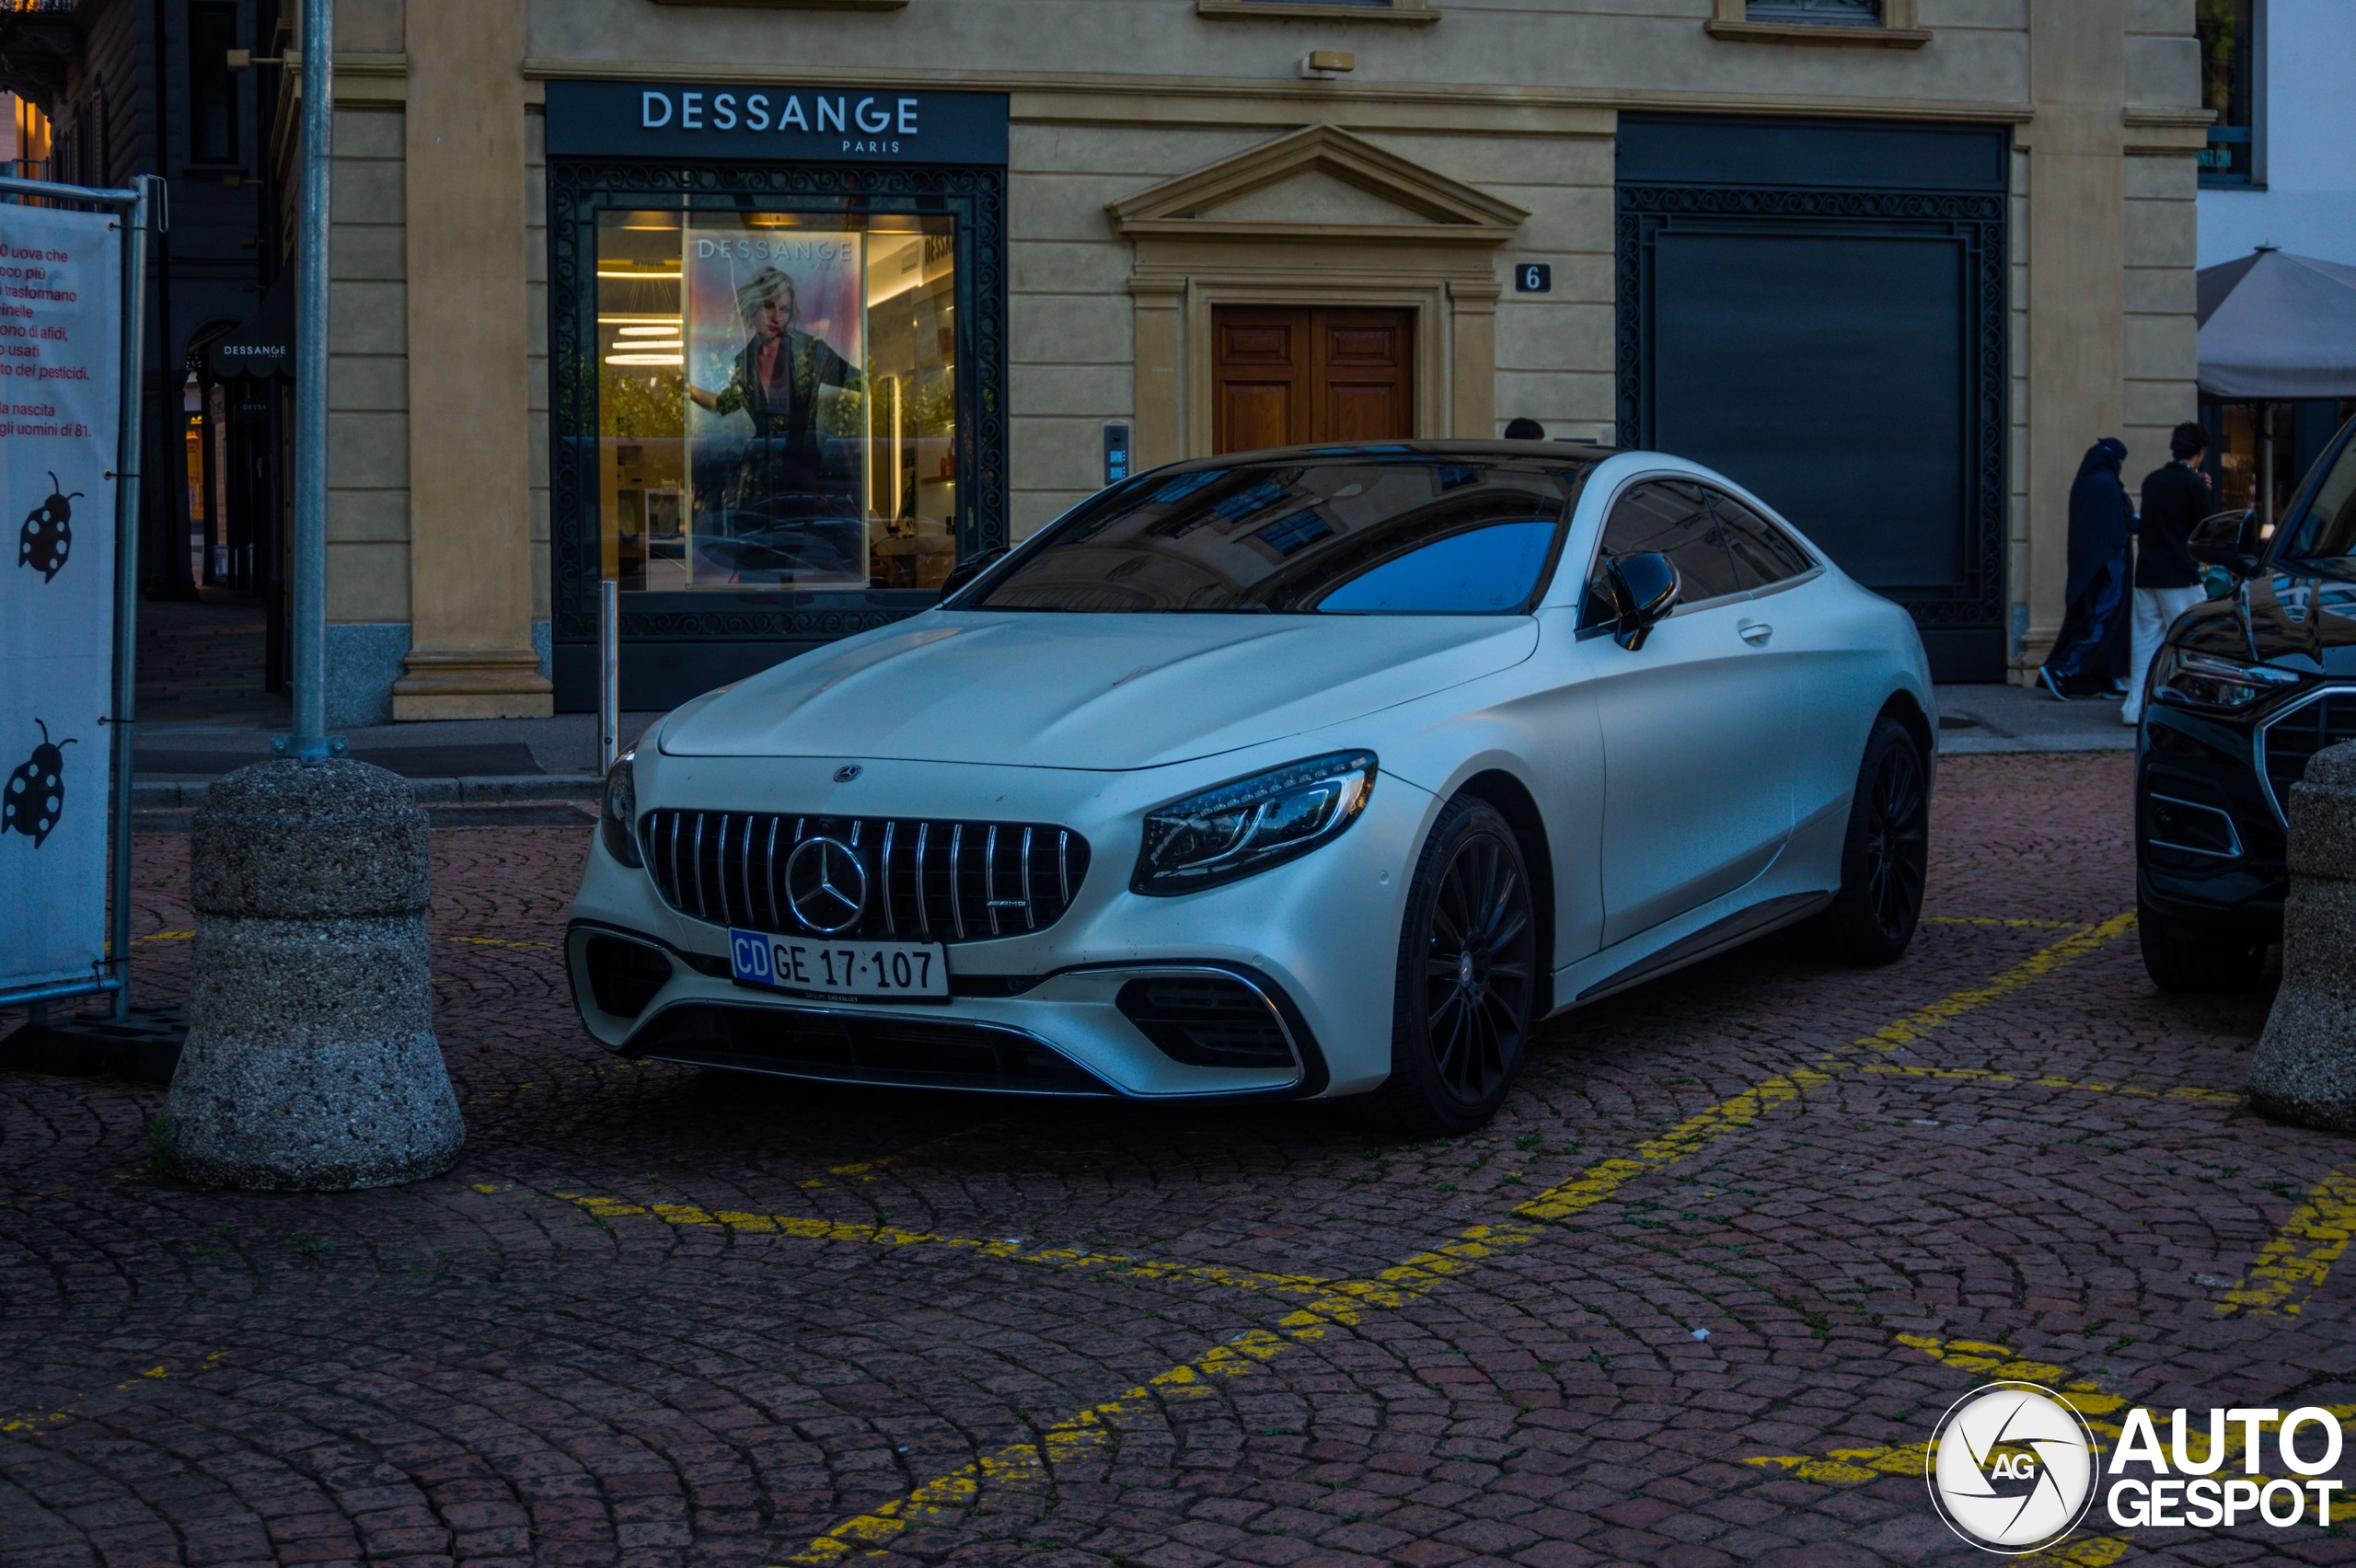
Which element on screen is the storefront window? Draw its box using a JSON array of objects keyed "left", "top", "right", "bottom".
[
  {"left": 2196, "top": 0, "right": 2258, "bottom": 186},
  {"left": 595, "top": 207, "right": 960, "bottom": 594}
]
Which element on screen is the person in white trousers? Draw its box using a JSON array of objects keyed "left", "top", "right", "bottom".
[{"left": 2122, "top": 421, "right": 2217, "bottom": 726}]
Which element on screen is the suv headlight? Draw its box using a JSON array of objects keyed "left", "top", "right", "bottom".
[
  {"left": 2150, "top": 646, "right": 2301, "bottom": 711},
  {"left": 1133, "top": 750, "right": 1377, "bottom": 895},
  {"left": 601, "top": 747, "right": 641, "bottom": 868}
]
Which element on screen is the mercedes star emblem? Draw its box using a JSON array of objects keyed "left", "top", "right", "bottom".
[
  {"left": 784, "top": 836, "right": 870, "bottom": 934},
  {"left": 834, "top": 764, "right": 862, "bottom": 783}
]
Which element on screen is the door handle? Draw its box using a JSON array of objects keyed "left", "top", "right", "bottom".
[{"left": 1738, "top": 620, "right": 1773, "bottom": 646}]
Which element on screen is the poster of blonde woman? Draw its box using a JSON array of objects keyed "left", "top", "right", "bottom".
[{"left": 682, "top": 231, "right": 867, "bottom": 586}]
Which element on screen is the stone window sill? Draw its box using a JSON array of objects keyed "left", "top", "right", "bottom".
[
  {"left": 1703, "top": 17, "right": 1929, "bottom": 46},
  {"left": 1197, "top": 2, "right": 1440, "bottom": 24}
]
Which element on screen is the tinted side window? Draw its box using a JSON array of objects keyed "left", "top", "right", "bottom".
[
  {"left": 1584, "top": 481, "right": 1743, "bottom": 623},
  {"left": 1710, "top": 491, "right": 1814, "bottom": 588}
]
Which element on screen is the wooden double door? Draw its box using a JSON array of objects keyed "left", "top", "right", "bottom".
[{"left": 1213, "top": 306, "right": 1415, "bottom": 455}]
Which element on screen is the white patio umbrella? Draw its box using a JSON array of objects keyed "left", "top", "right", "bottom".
[{"left": 2198, "top": 248, "right": 2356, "bottom": 523}]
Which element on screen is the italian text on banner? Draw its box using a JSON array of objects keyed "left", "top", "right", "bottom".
[{"left": 0, "top": 202, "right": 121, "bottom": 993}]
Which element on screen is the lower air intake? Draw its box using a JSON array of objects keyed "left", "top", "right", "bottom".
[
  {"left": 1116, "top": 974, "right": 1296, "bottom": 1068},
  {"left": 629, "top": 1002, "right": 1115, "bottom": 1096}
]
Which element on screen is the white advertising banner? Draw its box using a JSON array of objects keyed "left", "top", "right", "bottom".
[{"left": 0, "top": 203, "right": 122, "bottom": 994}]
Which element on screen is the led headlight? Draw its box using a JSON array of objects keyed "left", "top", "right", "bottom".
[
  {"left": 2150, "top": 646, "right": 2300, "bottom": 711},
  {"left": 601, "top": 747, "right": 641, "bottom": 868},
  {"left": 1133, "top": 750, "right": 1377, "bottom": 895}
]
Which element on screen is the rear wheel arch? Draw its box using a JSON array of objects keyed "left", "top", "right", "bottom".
[{"left": 1450, "top": 768, "right": 1556, "bottom": 1016}]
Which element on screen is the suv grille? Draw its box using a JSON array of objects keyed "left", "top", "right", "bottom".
[
  {"left": 2259, "top": 689, "right": 2356, "bottom": 821},
  {"left": 639, "top": 809, "right": 1091, "bottom": 943}
]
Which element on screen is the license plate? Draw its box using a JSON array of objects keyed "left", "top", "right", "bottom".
[{"left": 729, "top": 928, "right": 950, "bottom": 1000}]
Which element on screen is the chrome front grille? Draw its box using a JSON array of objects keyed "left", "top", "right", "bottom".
[
  {"left": 2258, "top": 688, "right": 2356, "bottom": 823},
  {"left": 639, "top": 809, "right": 1091, "bottom": 943}
]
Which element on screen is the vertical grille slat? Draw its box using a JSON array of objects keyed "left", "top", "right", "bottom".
[
  {"left": 1021, "top": 825, "right": 1035, "bottom": 931},
  {"left": 737, "top": 814, "right": 756, "bottom": 931},
  {"left": 909, "top": 824, "right": 928, "bottom": 932},
  {"left": 984, "top": 825, "right": 1001, "bottom": 937},
  {"left": 641, "top": 808, "right": 1090, "bottom": 943},
  {"left": 950, "top": 824, "right": 968, "bottom": 941},
  {"left": 713, "top": 814, "right": 733, "bottom": 928},
  {"left": 763, "top": 816, "right": 782, "bottom": 931}
]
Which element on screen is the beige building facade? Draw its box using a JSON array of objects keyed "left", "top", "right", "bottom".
[{"left": 282, "top": 0, "right": 2211, "bottom": 722}]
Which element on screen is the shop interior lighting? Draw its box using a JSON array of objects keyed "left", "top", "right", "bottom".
[
  {"left": 608, "top": 353, "right": 685, "bottom": 366},
  {"left": 617, "top": 325, "right": 681, "bottom": 336}
]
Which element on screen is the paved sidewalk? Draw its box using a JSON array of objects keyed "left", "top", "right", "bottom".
[
  {"left": 5, "top": 752, "right": 2347, "bottom": 1567},
  {"left": 134, "top": 711, "right": 670, "bottom": 805},
  {"left": 1933, "top": 681, "right": 2137, "bottom": 755}
]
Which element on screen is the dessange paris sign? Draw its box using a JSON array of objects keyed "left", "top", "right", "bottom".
[{"left": 544, "top": 81, "right": 1009, "bottom": 165}]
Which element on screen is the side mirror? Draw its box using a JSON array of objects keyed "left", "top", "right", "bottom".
[
  {"left": 937, "top": 547, "right": 1010, "bottom": 600},
  {"left": 2189, "top": 509, "right": 2264, "bottom": 579},
  {"left": 1605, "top": 551, "right": 1680, "bottom": 651}
]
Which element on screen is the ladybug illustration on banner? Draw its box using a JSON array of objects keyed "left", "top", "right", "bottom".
[
  {"left": 18, "top": 473, "right": 83, "bottom": 582},
  {"left": 4, "top": 720, "right": 76, "bottom": 847}
]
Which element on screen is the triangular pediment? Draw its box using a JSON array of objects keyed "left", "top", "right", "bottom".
[{"left": 1110, "top": 124, "right": 1527, "bottom": 245}]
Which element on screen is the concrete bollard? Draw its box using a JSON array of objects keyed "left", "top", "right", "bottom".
[
  {"left": 2249, "top": 740, "right": 2356, "bottom": 1131},
  {"left": 162, "top": 759, "right": 464, "bottom": 1189}
]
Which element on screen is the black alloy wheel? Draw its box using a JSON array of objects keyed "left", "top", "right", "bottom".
[
  {"left": 1860, "top": 737, "right": 1930, "bottom": 943},
  {"left": 1352, "top": 797, "right": 1538, "bottom": 1136},
  {"left": 1792, "top": 716, "right": 1931, "bottom": 965}
]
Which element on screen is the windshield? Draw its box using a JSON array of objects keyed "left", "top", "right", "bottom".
[
  {"left": 2281, "top": 424, "right": 2356, "bottom": 567},
  {"left": 969, "top": 456, "right": 1588, "bottom": 615}
]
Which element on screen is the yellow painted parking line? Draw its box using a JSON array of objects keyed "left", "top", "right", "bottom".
[
  {"left": 770, "top": 916, "right": 2141, "bottom": 1566},
  {"left": 2034, "top": 1539, "right": 2135, "bottom": 1566},
  {"left": 1856, "top": 1062, "right": 2243, "bottom": 1104},
  {"left": 1922, "top": 917, "right": 2079, "bottom": 928},
  {"left": 0, "top": 1351, "right": 227, "bottom": 1435},
  {"left": 1854, "top": 913, "right": 2137, "bottom": 1057},
  {"left": 557, "top": 1193, "right": 1344, "bottom": 1305},
  {"left": 2217, "top": 1168, "right": 2356, "bottom": 1318},
  {"left": 133, "top": 930, "right": 192, "bottom": 942},
  {"left": 1743, "top": 1331, "right": 2356, "bottom": 1561},
  {"left": 780, "top": 1324, "right": 1316, "bottom": 1566},
  {"left": 1512, "top": 913, "right": 2139, "bottom": 1227},
  {"left": 800, "top": 1122, "right": 1011, "bottom": 1189}
]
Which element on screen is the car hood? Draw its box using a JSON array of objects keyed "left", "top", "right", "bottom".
[
  {"left": 660, "top": 611, "right": 1539, "bottom": 770},
  {"left": 2178, "top": 567, "right": 2356, "bottom": 677}
]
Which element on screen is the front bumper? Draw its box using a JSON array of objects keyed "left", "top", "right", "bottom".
[
  {"left": 2135, "top": 702, "right": 2286, "bottom": 941},
  {"left": 564, "top": 750, "right": 1437, "bottom": 1100}
]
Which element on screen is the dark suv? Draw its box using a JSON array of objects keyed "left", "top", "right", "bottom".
[{"left": 2136, "top": 413, "right": 2356, "bottom": 992}]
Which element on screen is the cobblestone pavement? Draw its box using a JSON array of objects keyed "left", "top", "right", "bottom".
[{"left": 5, "top": 753, "right": 2352, "bottom": 1568}]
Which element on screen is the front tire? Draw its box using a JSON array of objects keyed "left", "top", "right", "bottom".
[
  {"left": 1352, "top": 798, "right": 1537, "bottom": 1136},
  {"left": 2138, "top": 898, "right": 2265, "bottom": 994},
  {"left": 1792, "top": 716, "right": 1929, "bottom": 966}
]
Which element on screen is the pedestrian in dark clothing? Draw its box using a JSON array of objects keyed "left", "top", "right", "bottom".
[
  {"left": 2040, "top": 437, "right": 2134, "bottom": 700},
  {"left": 2120, "top": 421, "right": 2214, "bottom": 724},
  {"left": 1503, "top": 418, "right": 1545, "bottom": 441}
]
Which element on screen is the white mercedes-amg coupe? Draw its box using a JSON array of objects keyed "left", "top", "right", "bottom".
[{"left": 568, "top": 442, "right": 1934, "bottom": 1133}]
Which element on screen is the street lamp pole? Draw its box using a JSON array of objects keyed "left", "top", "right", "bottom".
[{"left": 278, "top": 0, "right": 344, "bottom": 765}]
